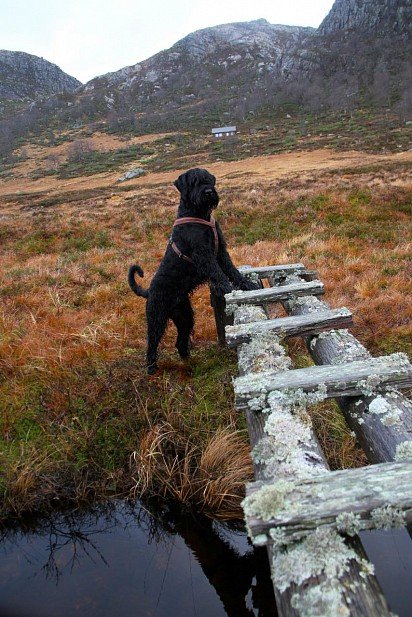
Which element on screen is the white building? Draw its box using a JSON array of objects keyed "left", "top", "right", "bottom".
[{"left": 211, "top": 126, "right": 237, "bottom": 138}]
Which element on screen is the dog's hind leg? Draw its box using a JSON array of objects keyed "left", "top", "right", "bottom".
[
  {"left": 146, "top": 298, "right": 168, "bottom": 374},
  {"left": 171, "top": 296, "right": 194, "bottom": 359}
]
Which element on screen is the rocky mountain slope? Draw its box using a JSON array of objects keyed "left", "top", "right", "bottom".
[
  {"left": 67, "top": 0, "right": 410, "bottom": 129},
  {"left": 1, "top": 0, "right": 411, "bottom": 143},
  {"left": 318, "top": 0, "right": 410, "bottom": 34},
  {"left": 0, "top": 51, "right": 81, "bottom": 103},
  {"left": 79, "top": 19, "right": 314, "bottom": 125},
  {"left": 287, "top": 0, "right": 412, "bottom": 110}
]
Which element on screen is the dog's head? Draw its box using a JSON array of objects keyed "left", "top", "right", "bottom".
[{"left": 174, "top": 168, "right": 219, "bottom": 215}]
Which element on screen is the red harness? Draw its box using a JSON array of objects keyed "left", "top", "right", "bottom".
[{"left": 170, "top": 215, "right": 219, "bottom": 263}]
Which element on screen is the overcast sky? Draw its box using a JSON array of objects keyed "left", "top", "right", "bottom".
[{"left": 1, "top": 0, "right": 335, "bottom": 83}]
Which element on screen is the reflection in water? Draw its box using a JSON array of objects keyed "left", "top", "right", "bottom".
[
  {"left": 0, "top": 501, "right": 276, "bottom": 617},
  {"left": 360, "top": 528, "right": 412, "bottom": 617}
]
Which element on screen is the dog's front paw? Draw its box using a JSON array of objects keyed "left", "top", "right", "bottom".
[
  {"left": 238, "top": 278, "right": 260, "bottom": 291},
  {"left": 221, "top": 283, "right": 234, "bottom": 296},
  {"left": 212, "top": 282, "right": 233, "bottom": 298}
]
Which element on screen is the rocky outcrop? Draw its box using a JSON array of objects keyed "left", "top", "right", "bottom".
[
  {"left": 78, "top": 19, "right": 315, "bottom": 130},
  {"left": 283, "top": 0, "right": 412, "bottom": 111},
  {"left": 85, "top": 19, "right": 314, "bottom": 92},
  {"left": 0, "top": 51, "right": 81, "bottom": 102},
  {"left": 318, "top": 0, "right": 411, "bottom": 34}
]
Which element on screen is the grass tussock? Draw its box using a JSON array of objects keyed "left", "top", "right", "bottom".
[
  {"left": 132, "top": 424, "right": 252, "bottom": 519},
  {"left": 0, "top": 150, "right": 411, "bottom": 522}
]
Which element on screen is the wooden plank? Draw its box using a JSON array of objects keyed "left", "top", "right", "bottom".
[
  {"left": 225, "top": 307, "right": 353, "bottom": 347},
  {"left": 238, "top": 265, "right": 318, "bottom": 282},
  {"left": 225, "top": 280, "right": 324, "bottom": 306},
  {"left": 235, "top": 354, "right": 412, "bottom": 411},
  {"left": 300, "top": 269, "right": 318, "bottom": 282},
  {"left": 238, "top": 264, "right": 305, "bottom": 278},
  {"left": 275, "top": 274, "right": 412, "bottom": 464},
  {"left": 244, "top": 461, "right": 412, "bottom": 544}
]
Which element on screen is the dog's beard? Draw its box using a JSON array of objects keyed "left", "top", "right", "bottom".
[{"left": 195, "top": 188, "right": 219, "bottom": 211}]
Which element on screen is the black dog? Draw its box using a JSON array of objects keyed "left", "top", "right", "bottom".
[{"left": 128, "top": 167, "right": 258, "bottom": 374}]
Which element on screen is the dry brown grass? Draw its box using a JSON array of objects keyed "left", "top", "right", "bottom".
[
  {"left": 132, "top": 423, "right": 252, "bottom": 519},
  {"left": 0, "top": 147, "right": 410, "bottom": 521}
]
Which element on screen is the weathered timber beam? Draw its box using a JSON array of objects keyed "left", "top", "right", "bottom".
[
  {"left": 275, "top": 274, "right": 412, "bottom": 463},
  {"left": 225, "top": 280, "right": 324, "bottom": 306},
  {"left": 232, "top": 304, "right": 330, "bottom": 616},
  {"left": 238, "top": 265, "right": 318, "bottom": 283},
  {"left": 238, "top": 264, "right": 305, "bottom": 278},
  {"left": 226, "top": 307, "right": 353, "bottom": 348},
  {"left": 230, "top": 293, "right": 390, "bottom": 616},
  {"left": 244, "top": 461, "right": 412, "bottom": 544},
  {"left": 234, "top": 354, "right": 412, "bottom": 411}
]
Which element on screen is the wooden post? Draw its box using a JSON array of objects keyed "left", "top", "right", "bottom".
[{"left": 210, "top": 289, "right": 232, "bottom": 345}]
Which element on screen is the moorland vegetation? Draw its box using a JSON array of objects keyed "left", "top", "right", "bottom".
[{"left": 0, "top": 112, "right": 411, "bottom": 523}]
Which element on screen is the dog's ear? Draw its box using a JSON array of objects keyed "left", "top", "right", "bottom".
[{"left": 174, "top": 173, "right": 187, "bottom": 195}]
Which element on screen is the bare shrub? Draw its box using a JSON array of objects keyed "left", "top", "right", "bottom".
[{"left": 66, "top": 139, "right": 95, "bottom": 162}]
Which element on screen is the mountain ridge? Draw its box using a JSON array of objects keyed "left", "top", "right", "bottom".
[
  {"left": 0, "top": 0, "right": 411, "bottom": 143},
  {"left": 0, "top": 50, "right": 81, "bottom": 104}
]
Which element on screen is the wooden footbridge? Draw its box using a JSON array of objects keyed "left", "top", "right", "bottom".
[{"left": 212, "top": 263, "right": 412, "bottom": 617}]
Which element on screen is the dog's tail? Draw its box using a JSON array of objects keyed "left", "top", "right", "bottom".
[{"left": 128, "top": 264, "right": 149, "bottom": 298}]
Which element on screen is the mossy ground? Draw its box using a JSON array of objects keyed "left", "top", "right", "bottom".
[{"left": 0, "top": 128, "right": 411, "bottom": 522}]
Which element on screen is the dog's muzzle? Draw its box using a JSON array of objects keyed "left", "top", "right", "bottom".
[{"left": 201, "top": 187, "right": 219, "bottom": 209}]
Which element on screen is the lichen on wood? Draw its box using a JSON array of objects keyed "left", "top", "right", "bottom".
[
  {"left": 225, "top": 280, "right": 325, "bottom": 307},
  {"left": 291, "top": 581, "right": 350, "bottom": 617},
  {"left": 271, "top": 527, "right": 372, "bottom": 615},
  {"left": 370, "top": 505, "right": 406, "bottom": 529},
  {"left": 238, "top": 332, "right": 291, "bottom": 375},
  {"left": 226, "top": 308, "right": 353, "bottom": 348},
  {"left": 242, "top": 480, "right": 295, "bottom": 521},
  {"left": 285, "top": 293, "right": 328, "bottom": 314},
  {"left": 238, "top": 264, "right": 305, "bottom": 279},
  {"left": 336, "top": 511, "right": 363, "bottom": 537},
  {"left": 368, "top": 395, "right": 402, "bottom": 426},
  {"left": 245, "top": 461, "right": 412, "bottom": 543},
  {"left": 278, "top": 271, "right": 412, "bottom": 467},
  {"left": 235, "top": 354, "right": 412, "bottom": 411},
  {"left": 228, "top": 303, "right": 266, "bottom": 324},
  {"left": 230, "top": 280, "right": 389, "bottom": 616},
  {"left": 395, "top": 440, "right": 412, "bottom": 461}
]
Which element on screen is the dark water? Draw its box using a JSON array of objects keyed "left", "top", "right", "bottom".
[
  {"left": 1, "top": 502, "right": 411, "bottom": 617},
  {"left": 360, "top": 527, "right": 412, "bottom": 617},
  {"left": 0, "top": 501, "right": 275, "bottom": 617}
]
